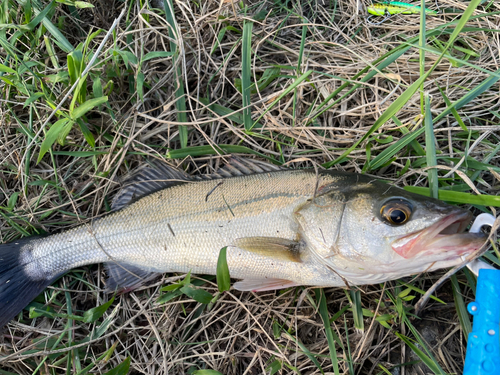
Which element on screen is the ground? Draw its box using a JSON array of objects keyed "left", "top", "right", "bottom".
[{"left": 0, "top": 0, "right": 499, "bottom": 374}]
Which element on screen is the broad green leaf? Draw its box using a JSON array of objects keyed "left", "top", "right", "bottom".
[
  {"left": 157, "top": 289, "right": 183, "bottom": 304},
  {"left": 92, "top": 76, "right": 103, "bottom": 102},
  {"left": 38, "top": 118, "right": 71, "bottom": 163},
  {"left": 216, "top": 246, "right": 230, "bottom": 292},
  {"left": 83, "top": 295, "right": 115, "bottom": 323},
  {"left": 74, "top": 1, "right": 94, "bottom": 8},
  {"left": 180, "top": 286, "right": 213, "bottom": 304},
  {"left": 137, "top": 72, "right": 144, "bottom": 101},
  {"left": 23, "top": 92, "right": 45, "bottom": 107},
  {"left": 56, "top": 119, "right": 74, "bottom": 146},
  {"left": 142, "top": 51, "right": 174, "bottom": 62},
  {"left": 103, "top": 357, "right": 130, "bottom": 375},
  {"left": 68, "top": 49, "right": 84, "bottom": 84},
  {"left": 117, "top": 50, "right": 138, "bottom": 67},
  {"left": 7, "top": 192, "right": 20, "bottom": 211},
  {"left": 268, "top": 359, "right": 283, "bottom": 375},
  {"left": 77, "top": 119, "right": 95, "bottom": 147},
  {"left": 71, "top": 96, "right": 108, "bottom": 119},
  {"left": 0, "top": 63, "right": 15, "bottom": 73}
]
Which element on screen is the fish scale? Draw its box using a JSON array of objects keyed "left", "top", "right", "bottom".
[
  {"left": 26, "top": 170, "right": 334, "bottom": 284},
  {"left": 0, "top": 159, "right": 487, "bottom": 328}
]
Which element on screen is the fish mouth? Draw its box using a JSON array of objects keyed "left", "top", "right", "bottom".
[{"left": 392, "top": 211, "right": 486, "bottom": 259}]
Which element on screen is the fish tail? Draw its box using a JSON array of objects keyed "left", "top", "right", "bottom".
[{"left": 0, "top": 237, "right": 59, "bottom": 328}]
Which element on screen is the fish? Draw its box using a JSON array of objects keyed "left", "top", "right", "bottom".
[{"left": 0, "top": 158, "right": 486, "bottom": 328}]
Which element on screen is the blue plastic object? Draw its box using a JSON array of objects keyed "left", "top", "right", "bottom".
[{"left": 463, "top": 269, "right": 500, "bottom": 374}]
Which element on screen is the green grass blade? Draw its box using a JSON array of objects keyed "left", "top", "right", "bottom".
[
  {"left": 450, "top": 275, "right": 472, "bottom": 338},
  {"left": 241, "top": 20, "right": 253, "bottom": 131},
  {"left": 395, "top": 332, "right": 445, "bottom": 375},
  {"left": 24, "top": 0, "right": 74, "bottom": 52},
  {"left": 316, "top": 289, "right": 340, "bottom": 375},
  {"left": 436, "top": 84, "right": 468, "bottom": 131},
  {"left": 103, "top": 357, "right": 130, "bottom": 375},
  {"left": 163, "top": 0, "right": 188, "bottom": 147},
  {"left": 71, "top": 96, "right": 108, "bottom": 120},
  {"left": 284, "top": 332, "right": 324, "bottom": 374},
  {"left": 38, "top": 118, "right": 71, "bottom": 163},
  {"left": 166, "top": 144, "right": 275, "bottom": 162},
  {"left": 142, "top": 51, "right": 174, "bottom": 62},
  {"left": 424, "top": 93, "right": 438, "bottom": 199},
  {"left": 419, "top": 0, "right": 426, "bottom": 110},
  {"left": 328, "top": 75, "right": 427, "bottom": 166},
  {"left": 327, "top": 0, "right": 483, "bottom": 167},
  {"left": 348, "top": 290, "right": 364, "bottom": 332},
  {"left": 433, "top": 67, "right": 500, "bottom": 123},
  {"left": 312, "top": 46, "right": 411, "bottom": 126},
  {"left": 404, "top": 186, "right": 500, "bottom": 207},
  {"left": 250, "top": 70, "right": 313, "bottom": 130}
]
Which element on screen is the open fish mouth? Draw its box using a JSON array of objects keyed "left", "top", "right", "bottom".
[{"left": 392, "top": 211, "right": 486, "bottom": 259}]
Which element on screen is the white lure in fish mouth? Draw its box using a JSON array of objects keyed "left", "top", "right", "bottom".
[{"left": 391, "top": 211, "right": 486, "bottom": 259}]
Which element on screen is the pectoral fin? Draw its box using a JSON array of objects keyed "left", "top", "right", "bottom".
[
  {"left": 233, "top": 278, "right": 299, "bottom": 292},
  {"left": 234, "top": 237, "right": 303, "bottom": 263}
]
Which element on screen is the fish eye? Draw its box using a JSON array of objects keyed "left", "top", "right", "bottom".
[{"left": 380, "top": 199, "right": 413, "bottom": 225}]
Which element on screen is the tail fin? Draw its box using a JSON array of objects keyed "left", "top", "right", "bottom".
[{"left": 0, "top": 237, "right": 55, "bottom": 328}]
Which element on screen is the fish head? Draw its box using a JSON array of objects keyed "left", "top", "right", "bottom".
[{"left": 298, "top": 173, "right": 486, "bottom": 284}]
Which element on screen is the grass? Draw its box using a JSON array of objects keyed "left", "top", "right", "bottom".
[{"left": 0, "top": 0, "right": 499, "bottom": 373}]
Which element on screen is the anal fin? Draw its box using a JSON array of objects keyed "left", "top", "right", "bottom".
[
  {"left": 105, "top": 262, "right": 161, "bottom": 292},
  {"left": 233, "top": 278, "right": 299, "bottom": 292}
]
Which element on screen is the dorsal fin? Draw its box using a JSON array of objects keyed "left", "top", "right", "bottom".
[
  {"left": 214, "top": 157, "right": 282, "bottom": 178},
  {"left": 111, "top": 158, "right": 282, "bottom": 211},
  {"left": 111, "top": 162, "right": 193, "bottom": 211}
]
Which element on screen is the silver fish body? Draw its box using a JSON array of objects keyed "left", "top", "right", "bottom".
[{"left": 0, "top": 159, "right": 486, "bottom": 327}]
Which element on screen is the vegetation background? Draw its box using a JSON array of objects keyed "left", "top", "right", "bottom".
[{"left": 0, "top": 0, "right": 499, "bottom": 373}]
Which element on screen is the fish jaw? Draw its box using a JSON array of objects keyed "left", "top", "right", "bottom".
[{"left": 391, "top": 211, "right": 486, "bottom": 259}]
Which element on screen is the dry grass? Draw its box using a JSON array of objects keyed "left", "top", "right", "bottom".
[{"left": 0, "top": 0, "right": 499, "bottom": 374}]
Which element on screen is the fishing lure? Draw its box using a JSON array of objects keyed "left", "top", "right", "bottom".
[{"left": 367, "top": 1, "right": 438, "bottom": 16}]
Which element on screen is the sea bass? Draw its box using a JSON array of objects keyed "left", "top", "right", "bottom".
[{"left": 0, "top": 158, "right": 485, "bottom": 327}]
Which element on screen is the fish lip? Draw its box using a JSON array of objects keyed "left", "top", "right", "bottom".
[{"left": 391, "top": 211, "right": 486, "bottom": 259}]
